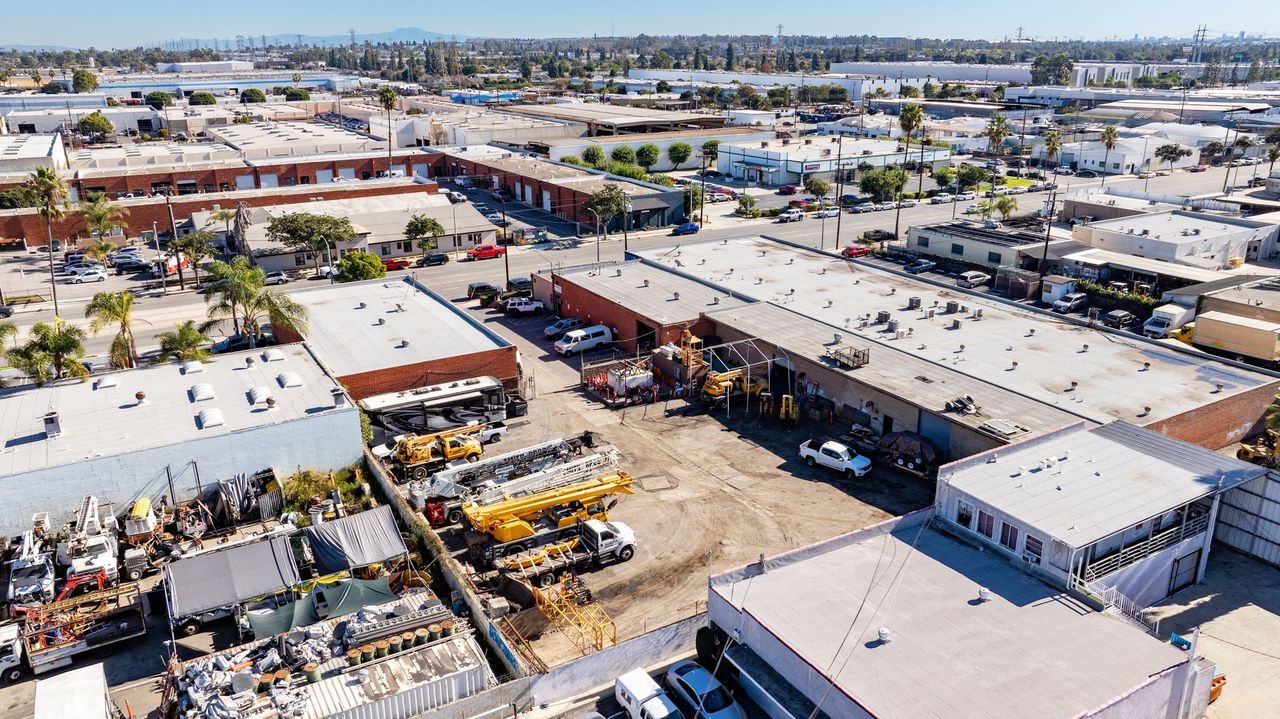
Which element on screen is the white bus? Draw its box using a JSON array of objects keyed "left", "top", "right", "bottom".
[{"left": 359, "top": 376, "right": 516, "bottom": 434}]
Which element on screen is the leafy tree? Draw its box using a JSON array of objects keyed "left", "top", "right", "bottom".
[
  {"left": 85, "top": 290, "right": 144, "bottom": 368},
  {"left": 994, "top": 195, "right": 1019, "bottom": 220},
  {"left": 77, "top": 111, "right": 111, "bottom": 138},
  {"left": 1154, "top": 143, "right": 1193, "bottom": 173},
  {"left": 701, "top": 139, "right": 720, "bottom": 162},
  {"left": 71, "top": 68, "right": 98, "bottom": 93},
  {"left": 610, "top": 145, "right": 636, "bottom": 164},
  {"left": 1099, "top": 125, "right": 1120, "bottom": 186},
  {"left": 265, "top": 213, "right": 356, "bottom": 277},
  {"left": 172, "top": 231, "right": 216, "bottom": 285},
  {"left": 583, "top": 185, "right": 627, "bottom": 235},
  {"left": 284, "top": 87, "right": 310, "bottom": 101},
  {"left": 155, "top": 320, "right": 210, "bottom": 363},
  {"left": 1031, "top": 54, "right": 1074, "bottom": 85},
  {"left": 145, "top": 91, "right": 173, "bottom": 109},
  {"left": 635, "top": 143, "right": 661, "bottom": 171},
  {"left": 26, "top": 167, "right": 69, "bottom": 316},
  {"left": 40, "top": 81, "right": 66, "bottom": 94},
  {"left": 803, "top": 177, "right": 831, "bottom": 199},
  {"left": 857, "top": 166, "right": 908, "bottom": 201},
  {"left": 7, "top": 318, "right": 87, "bottom": 383},
  {"left": 334, "top": 250, "right": 388, "bottom": 282},
  {"left": 377, "top": 85, "right": 399, "bottom": 173},
  {"left": 240, "top": 88, "right": 267, "bottom": 103},
  {"left": 405, "top": 214, "right": 446, "bottom": 254},
  {"left": 188, "top": 91, "right": 217, "bottom": 106},
  {"left": 79, "top": 192, "right": 128, "bottom": 238},
  {"left": 581, "top": 146, "right": 605, "bottom": 166},
  {"left": 667, "top": 142, "right": 693, "bottom": 170}
]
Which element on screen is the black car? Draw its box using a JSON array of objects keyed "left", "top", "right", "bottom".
[
  {"left": 417, "top": 252, "right": 449, "bottom": 267},
  {"left": 507, "top": 277, "right": 533, "bottom": 292},
  {"left": 467, "top": 281, "right": 502, "bottom": 299}
]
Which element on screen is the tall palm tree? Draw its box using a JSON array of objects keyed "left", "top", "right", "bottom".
[
  {"left": 376, "top": 85, "right": 399, "bottom": 174},
  {"left": 8, "top": 318, "right": 88, "bottom": 383},
  {"left": 1098, "top": 126, "right": 1120, "bottom": 187},
  {"left": 85, "top": 291, "right": 146, "bottom": 369},
  {"left": 1044, "top": 130, "right": 1063, "bottom": 178},
  {"left": 155, "top": 321, "right": 210, "bottom": 362},
  {"left": 80, "top": 192, "right": 129, "bottom": 239},
  {"left": 26, "top": 167, "right": 69, "bottom": 317},
  {"left": 202, "top": 256, "right": 264, "bottom": 337},
  {"left": 894, "top": 103, "right": 924, "bottom": 244}
]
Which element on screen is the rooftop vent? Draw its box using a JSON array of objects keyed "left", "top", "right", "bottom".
[
  {"left": 277, "top": 372, "right": 304, "bottom": 389},
  {"left": 94, "top": 375, "right": 119, "bottom": 390},
  {"left": 180, "top": 361, "right": 203, "bottom": 375},
  {"left": 197, "top": 408, "right": 225, "bottom": 429},
  {"left": 189, "top": 383, "right": 216, "bottom": 402}
]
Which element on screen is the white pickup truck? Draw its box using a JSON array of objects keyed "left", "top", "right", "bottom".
[{"left": 798, "top": 439, "right": 873, "bottom": 479}]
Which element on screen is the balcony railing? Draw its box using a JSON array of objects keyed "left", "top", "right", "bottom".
[{"left": 1083, "top": 512, "right": 1210, "bottom": 583}]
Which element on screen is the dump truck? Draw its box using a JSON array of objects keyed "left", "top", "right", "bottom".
[
  {"left": 495, "top": 519, "right": 637, "bottom": 588},
  {"left": 0, "top": 583, "right": 146, "bottom": 682},
  {"left": 380, "top": 424, "right": 490, "bottom": 480},
  {"left": 463, "top": 471, "right": 634, "bottom": 559}
]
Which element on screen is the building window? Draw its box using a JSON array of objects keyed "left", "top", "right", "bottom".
[
  {"left": 1000, "top": 522, "right": 1020, "bottom": 552},
  {"left": 917, "top": 237, "right": 929, "bottom": 248},
  {"left": 951, "top": 243, "right": 964, "bottom": 256},
  {"left": 987, "top": 251, "right": 1002, "bottom": 264},
  {"left": 1024, "top": 535, "right": 1043, "bottom": 564},
  {"left": 956, "top": 501, "right": 974, "bottom": 529},
  {"left": 977, "top": 510, "right": 994, "bottom": 538}
]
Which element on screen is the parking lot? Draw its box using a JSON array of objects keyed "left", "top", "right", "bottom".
[{"left": 427, "top": 298, "right": 936, "bottom": 666}]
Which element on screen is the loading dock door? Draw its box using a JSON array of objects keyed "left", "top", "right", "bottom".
[{"left": 918, "top": 412, "right": 953, "bottom": 457}]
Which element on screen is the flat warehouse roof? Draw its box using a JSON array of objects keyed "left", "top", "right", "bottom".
[
  {"left": 0, "top": 345, "right": 346, "bottom": 478},
  {"left": 633, "top": 237, "right": 1275, "bottom": 427},
  {"left": 941, "top": 421, "right": 1264, "bottom": 547},
  {"left": 285, "top": 276, "right": 510, "bottom": 378},
  {"left": 556, "top": 260, "right": 750, "bottom": 325},
  {"left": 710, "top": 518, "right": 1190, "bottom": 719}
]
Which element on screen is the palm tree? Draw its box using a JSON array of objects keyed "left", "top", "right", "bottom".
[
  {"left": 7, "top": 318, "right": 88, "bottom": 383},
  {"left": 1098, "top": 126, "right": 1120, "bottom": 187},
  {"left": 172, "top": 231, "right": 216, "bottom": 285},
  {"left": 155, "top": 321, "right": 210, "bottom": 362},
  {"left": 240, "top": 288, "right": 308, "bottom": 348},
  {"left": 26, "top": 167, "right": 69, "bottom": 317},
  {"left": 1044, "top": 130, "right": 1063, "bottom": 177},
  {"left": 210, "top": 208, "right": 237, "bottom": 249},
  {"left": 80, "top": 193, "right": 129, "bottom": 239},
  {"left": 994, "top": 195, "right": 1019, "bottom": 220},
  {"left": 85, "top": 291, "right": 146, "bottom": 369},
  {"left": 202, "top": 256, "right": 264, "bottom": 337},
  {"left": 376, "top": 85, "right": 399, "bottom": 174}
]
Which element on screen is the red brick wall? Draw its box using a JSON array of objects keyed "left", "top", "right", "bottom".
[
  {"left": 336, "top": 346, "right": 519, "bottom": 401},
  {"left": 0, "top": 181, "right": 436, "bottom": 247},
  {"left": 1141, "top": 379, "right": 1280, "bottom": 450}
]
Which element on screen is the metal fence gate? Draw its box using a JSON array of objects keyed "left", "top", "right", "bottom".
[{"left": 1216, "top": 471, "right": 1280, "bottom": 566}]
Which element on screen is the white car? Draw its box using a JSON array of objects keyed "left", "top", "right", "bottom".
[
  {"left": 72, "top": 269, "right": 107, "bottom": 283},
  {"left": 814, "top": 207, "right": 840, "bottom": 218}
]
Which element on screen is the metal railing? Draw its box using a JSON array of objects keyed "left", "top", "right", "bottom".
[
  {"left": 1083, "top": 512, "right": 1210, "bottom": 582},
  {"left": 1069, "top": 575, "right": 1159, "bottom": 634}
]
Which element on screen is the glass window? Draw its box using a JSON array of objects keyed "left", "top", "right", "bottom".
[
  {"left": 987, "top": 251, "right": 1002, "bottom": 264},
  {"left": 977, "top": 510, "right": 994, "bottom": 538},
  {"left": 956, "top": 501, "right": 974, "bottom": 529},
  {"left": 1000, "top": 522, "right": 1020, "bottom": 551},
  {"left": 951, "top": 243, "right": 964, "bottom": 255}
]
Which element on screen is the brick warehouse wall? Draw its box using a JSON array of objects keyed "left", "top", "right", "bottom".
[
  {"left": 335, "top": 347, "right": 519, "bottom": 401},
  {"left": 0, "top": 179, "right": 436, "bottom": 246},
  {"left": 1141, "top": 378, "right": 1280, "bottom": 450}
]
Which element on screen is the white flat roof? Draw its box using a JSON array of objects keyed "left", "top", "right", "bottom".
[
  {"left": 0, "top": 345, "right": 346, "bottom": 478},
  {"left": 285, "top": 276, "right": 510, "bottom": 378},
  {"left": 941, "top": 421, "right": 1263, "bottom": 547},
  {"left": 633, "top": 237, "right": 1275, "bottom": 427},
  {"left": 710, "top": 516, "right": 1191, "bottom": 719}
]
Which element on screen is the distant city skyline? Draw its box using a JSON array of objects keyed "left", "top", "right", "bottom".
[{"left": 2, "top": 0, "right": 1278, "bottom": 50}]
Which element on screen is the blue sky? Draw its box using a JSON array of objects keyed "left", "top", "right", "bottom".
[{"left": 3, "top": 0, "right": 1278, "bottom": 48}]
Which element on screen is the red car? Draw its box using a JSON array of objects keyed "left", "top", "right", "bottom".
[
  {"left": 467, "top": 244, "right": 506, "bottom": 260},
  {"left": 841, "top": 245, "right": 874, "bottom": 258},
  {"left": 383, "top": 257, "right": 412, "bottom": 270},
  {"left": 777, "top": 185, "right": 799, "bottom": 195}
]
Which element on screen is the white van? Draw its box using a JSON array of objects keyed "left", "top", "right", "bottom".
[
  {"left": 555, "top": 325, "right": 612, "bottom": 355},
  {"left": 616, "top": 668, "right": 683, "bottom": 719}
]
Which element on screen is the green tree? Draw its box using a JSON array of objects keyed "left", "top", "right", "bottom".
[
  {"left": 701, "top": 139, "right": 720, "bottom": 163},
  {"left": 188, "top": 91, "right": 217, "bottom": 106},
  {"left": 7, "top": 318, "right": 88, "bottom": 383},
  {"left": 27, "top": 167, "right": 69, "bottom": 317},
  {"left": 377, "top": 85, "right": 399, "bottom": 174},
  {"left": 79, "top": 192, "right": 128, "bottom": 238},
  {"left": 635, "top": 143, "right": 661, "bottom": 171},
  {"left": 1044, "top": 130, "right": 1064, "bottom": 173},
  {"left": 172, "top": 231, "right": 216, "bottom": 285},
  {"left": 265, "top": 213, "right": 356, "bottom": 277},
  {"left": 240, "top": 88, "right": 267, "bottom": 103},
  {"left": 583, "top": 185, "right": 627, "bottom": 236},
  {"left": 610, "top": 145, "right": 636, "bottom": 164},
  {"left": 202, "top": 256, "right": 264, "bottom": 337},
  {"left": 77, "top": 111, "right": 113, "bottom": 136},
  {"left": 803, "top": 177, "right": 831, "bottom": 199},
  {"left": 994, "top": 194, "right": 1019, "bottom": 220},
  {"left": 405, "top": 214, "right": 446, "bottom": 255},
  {"left": 858, "top": 166, "right": 908, "bottom": 201},
  {"left": 581, "top": 146, "right": 605, "bottom": 167},
  {"left": 155, "top": 321, "right": 210, "bottom": 363},
  {"left": 1154, "top": 143, "right": 1193, "bottom": 173},
  {"left": 71, "top": 68, "right": 98, "bottom": 93},
  {"left": 144, "top": 91, "right": 173, "bottom": 109},
  {"left": 334, "top": 250, "right": 388, "bottom": 282},
  {"left": 85, "top": 290, "right": 144, "bottom": 368},
  {"left": 1098, "top": 125, "right": 1120, "bottom": 186},
  {"left": 667, "top": 142, "right": 693, "bottom": 170}
]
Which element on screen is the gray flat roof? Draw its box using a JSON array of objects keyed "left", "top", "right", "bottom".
[
  {"left": 710, "top": 518, "right": 1191, "bottom": 719},
  {"left": 556, "top": 260, "right": 749, "bottom": 325},
  {"left": 941, "top": 421, "right": 1264, "bottom": 547},
  {"left": 285, "top": 276, "right": 510, "bottom": 378},
  {"left": 633, "top": 237, "right": 1276, "bottom": 427},
  {"left": 0, "top": 345, "right": 346, "bottom": 478}
]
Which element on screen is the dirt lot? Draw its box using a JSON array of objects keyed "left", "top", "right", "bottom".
[{"left": 443, "top": 306, "right": 936, "bottom": 666}]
